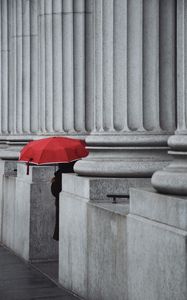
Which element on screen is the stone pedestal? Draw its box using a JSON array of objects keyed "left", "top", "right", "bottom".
[
  {"left": 59, "top": 174, "right": 150, "bottom": 300},
  {"left": 127, "top": 188, "right": 187, "bottom": 300},
  {"left": 14, "top": 164, "right": 58, "bottom": 262},
  {"left": 0, "top": 160, "right": 17, "bottom": 244}
]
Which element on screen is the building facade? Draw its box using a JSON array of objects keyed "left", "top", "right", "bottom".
[{"left": 0, "top": 1, "right": 187, "bottom": 300}]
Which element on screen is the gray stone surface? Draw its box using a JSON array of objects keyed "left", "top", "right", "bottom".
[
  {"left": 14, "top": 164, "right": 58, "bottom": 261},
  {"left": 127, "top": 214, "right": 187, "bottom": 300},
  {"left": 0, "top": 161, "right": 57, "bottom": 261},
  {"left": 62, "top": 174, "right": 151, "bottom": 201},
  {"left": 0, "top": 160, "right": 17, "bottom": 243},
  {"left": 128, "top": 188, "right": 187, "bottom": 300},
  {"left": 74, "top": 0, "right": 175, "bottom": 177},
  {"left": 152, "top": 156, "right": 187, "bottom": 195},
  {"left": 130, "top": 188, "right": 187, "bottom": 230},
  {"left": 59, "top": 175, "right": 129, "bottom": 300},
  {"left": 151, "top": 0, "right": 187, "bottom": 195}
]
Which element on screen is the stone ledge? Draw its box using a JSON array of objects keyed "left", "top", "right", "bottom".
[
  {"left": 130, "top": 188, "right": 187, "bottom": 230},
  {"left": 62, "top": 173, "right": 151, "bottom": 201}
]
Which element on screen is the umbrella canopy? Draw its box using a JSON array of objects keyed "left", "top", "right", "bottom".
[{"left": 19, "top": 137, "right": 89, "bottom": 174}]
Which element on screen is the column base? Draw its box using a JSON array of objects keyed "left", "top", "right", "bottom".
[
  {"left": 75, "top": 134, "right": 172, "bottom": 177},
  {"left": 152, "top": 135, "right": 187, "bottom": 195}
]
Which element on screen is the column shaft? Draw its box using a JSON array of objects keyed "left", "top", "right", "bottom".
[
  {"left": 74, "top": 0, "right": 86, "bottom": 132},
  {"left": 45, "top": 0, "right": 53, "bottom": 133},
  {"left": 75, "top": 0, "right": 176, "bottom": 177},
  {"left": 16, "top": 0, "right": 23, "bottom": 134},
  {"left": 62, "top": 0, "right": 75, "bottom": 132},
  {"left": 30, "top": 0, "right": 39, "bottom": 133},
  {"left": 152, "top": 0, "right": 187, "bottom": 195},
  {"left": 53, "top": 0, "right": 63, "bottom": 132},
  {"left": 39, "top": 0, "right": 46, "bottom": 133},
  {"left": 1, "top": 0, "right": 9, "bottom": 134},
  {"left": 22, "top": 0, "right": 31, "bottom": 133}
]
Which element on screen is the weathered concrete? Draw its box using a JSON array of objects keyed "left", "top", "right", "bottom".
[
  {"left": 59, "top": 189, "right": 129, "bottom": 300},
  {"left": 130, "top": 187, "right": 187, "bottom": 230},
  {"left": 62, "top": 173, "right": 151, "bottom": 201},
  {"left": 14, "top": 164, "right": 58, "bottom": 262},
  {"left": 0, "top": 160, "right": 17, "bottom": 246},
  {"left": 152, "top": 0, "right": 187, "bottom": 195},
  {"left": 128, "top": 188, "right": 187, "bottom": 300},
  {"left": 59, "top": 174, "right": 151, "bottom": 300}
]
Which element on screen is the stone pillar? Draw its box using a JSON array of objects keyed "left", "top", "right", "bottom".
[
  {"left": 152, "top": 0, "right": 187, "bottom": 195},
  {"left": 38, "top": 0, "right": 90, "bottom": 135},
  {"left": 15, "top": 164, "right": 58, "bottom": 262},
  {"left": 30, "top": 0, "right": 39, "bottom": 133},
  {"left": 75, "top": 0, "right": 176, "bottom": 177},
  {"left": 0, "top": 161, "right": 17, "bottom": 249},
  {"left": 1, "top": 0, "right": 9, "bottom": 135}
]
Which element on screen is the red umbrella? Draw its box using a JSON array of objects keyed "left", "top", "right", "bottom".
[{"left": 19, "top": 137, "right": 89, "bottom": 174}]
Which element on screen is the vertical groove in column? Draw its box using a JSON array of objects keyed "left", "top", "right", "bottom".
[
  {"left": 8, "top": 0, "right": 13, "bottom": 134},
  {"left": 45, "top": 0, "right": 53, "bottom": 132},
  {"left": 127, "top": 0, "right": 144, "bottom": 131},
  {"left": 113, "top": 0, "right": 128, "bottom": 131},
  {"left": 1, "top": 0, "right": 8, "bottom": 134},
  {"left": 177, "top": 0, "right": 187, "bottom": 131},
  {"left": 185, "top": 0, "right": 187, "bottom": 128},
  {"left": 22, "top": 0, "right": 30, "bottom": 133},
  {"left": 160, "top": 0, "right": 176, "bottom": 132},
  {"left": 85, "top": 0, "right": 94, "bottom": 132},
  {"left": 0, "top": 0, "right": 2, "bottom": 134},
  {"left": 12, "top": 0, "right": 17, "bottom": 134},
  {"left": 143, "top": 0, "right": 160, "bottom": 131},
  {"left": 102, "top": 0, "right": 114, "bottom": 131},
  {"left": 94, "top": 0, "right": 103, "bottom": 131},
  {"left": 62, "top": 0, "right": 75, "bottom": 132},
  {"left": 39, "top": 0, "right": 46, "bottom": 133},
  {"left": 30, "top": 0, "right": 39, "bottom": 133},
  {"left": 16, "top": 0, "right": 23, "bottom": 134},
  {"left": 73, "top": 0, "right": 86, "bottom": 132},
  {"left": 52, "top": 0, "right": 63, "bottom": 132}
]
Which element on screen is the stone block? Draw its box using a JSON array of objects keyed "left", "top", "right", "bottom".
[
  {"left": 62, "top": 173, "right": 151, "bottom": 201},
  {"left": 128, "top": 188, "right": 187, "bottom": 300},
  {"left": 59, "top": 191, "right": 88, "bottom": 297},
  {"left": 130, "top": 187, "right": 187, "bottom": 230},
  {"left": 127, "top": 215, "right": 187, "bottom": 300},
  {"left": 59, "top": 174, "right": 133, "bottom": 300},
  {"left": 14, "top": 164, "right": 58, "bottom": 262},
  {"left": 0, "top": 160, "right": 17, "bottom": 244}
]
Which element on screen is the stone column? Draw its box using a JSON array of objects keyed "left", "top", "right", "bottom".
[
  {"left": 62, "top": 0, "right": 90, "bottom": 134},
  {"left": 75, "top": 0, "right": 176, "bottom": 177},
  {"left": 152, "top": 0, "right": 187, "bottom": 195},
  {"left": 1, "top": 0, "right": 9, "bottom": 135},
  {"left": 30, "top": 0, "right": 39, "bottom": 133}
]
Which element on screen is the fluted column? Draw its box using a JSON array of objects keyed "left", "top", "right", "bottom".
[
  {"left": 37, "top": 0, "right": 90, "bottom": 135},
  {"left": 75, "top": 0, "right": 176, "bottom": 177},
  {"left": 152, "top": 0, "right": 187, "bottom": 195},
  {"left": 1, "top": 0, "right": 9, "bottom": 134},
  {"left": 4, "top": 0, "right": 39, "bottom": 136}
]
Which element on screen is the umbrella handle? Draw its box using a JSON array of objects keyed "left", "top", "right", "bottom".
[{"left": 27, "top": 159, "right": 33, "bottom": 175}]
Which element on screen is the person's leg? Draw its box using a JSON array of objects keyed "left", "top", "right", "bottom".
[{"left": 53, "top": 196, "right": 59, "bottom": 241}]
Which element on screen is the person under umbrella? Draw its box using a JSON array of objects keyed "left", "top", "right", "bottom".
[
  {"left": 51, "top": 162, "right": 76, "bottom": 241},
  {"left": 19, "top": 137, "right": 89, "bottom": 241}
]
